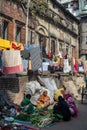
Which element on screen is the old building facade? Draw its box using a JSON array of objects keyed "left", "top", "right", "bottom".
[
  {"left": 79, "top": 0, "right": 87, "bottom": 60},
  {"left": 0, "top": 0, "right": 79, "bottom": 58},
  {"left": 0, "top": 0, "right": 36, "bottom": 45},
  {"left": 59, "top": 0, "right": 87, "bottom": 60}
]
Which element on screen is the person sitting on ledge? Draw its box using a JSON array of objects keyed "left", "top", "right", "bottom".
[
  {"left": 36, "top": 90, "right": 50, "bottom": 108},
  {"left": 20, "top": 94, "right": 34, "bottom": 114},
  {"left": 61, "top": 86, "right": 78, "bottom": 118}
]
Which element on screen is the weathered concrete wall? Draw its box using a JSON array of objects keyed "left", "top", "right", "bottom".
[
  {"left": 62, "top": 74, "right": 85, "bottom": 99},
  {"left": 0, "top": 76, "right": 28, "bottom": 105}
]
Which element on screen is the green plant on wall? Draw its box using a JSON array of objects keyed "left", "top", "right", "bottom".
[
  {"left": 14, "top": 0, "right": 49, "bottom": 18},
  {"left": 29, "top": 0, "right": 48, "bottom": 17}
]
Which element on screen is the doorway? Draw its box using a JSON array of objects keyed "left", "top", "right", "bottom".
[{"left": 39, "top": 34, "right": 47, "bottom": 57}]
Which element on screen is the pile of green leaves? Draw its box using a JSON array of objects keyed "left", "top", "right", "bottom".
[
  {"left": 15, "top": 113, "right": 30, "bottom": 121},
  {"left": 15, "top": 109, "right": 55, "bottom": 127}
]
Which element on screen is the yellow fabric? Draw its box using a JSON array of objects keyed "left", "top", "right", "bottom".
[
  {"left": 53, "top": 55, "right": 55, "bottom": 59},
  {"left": 0, "top": 47, "right": 7, "bottom": 50},
  {"left": 77, "top": 58, "right": 82, "bottom": 64},
  {"left": 57, "top": 57, "right": 60, "bottom": 64},
  {"left": 77, "top": 58, "right": 82, "bottom": 62},
  {"left": 37, "top": 93, "right": 50, "bottom": 107},
  {"left": 0, "top": 38, "right": 24, "bottom": 50},
  {"left": 0, "top": 38, "right": 10, "bottom": 50},
  {"left": 54, "top": 88, "right": 64, "bottom": 101}
]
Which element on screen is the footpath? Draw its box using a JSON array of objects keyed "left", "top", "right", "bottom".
[{"left": 41, "top": 100, "right": 87, "bottom": 130}]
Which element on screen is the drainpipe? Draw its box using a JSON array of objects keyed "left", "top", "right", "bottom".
[{"left": 26, "top": 0, "right": 30, "bottom": 45}]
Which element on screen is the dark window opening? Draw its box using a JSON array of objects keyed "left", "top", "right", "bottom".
[
  {"left": 66, "top": 46, "right": 68, "bottom": 55},
  {"left": 39, "top": 34, "right": 46, "bottom": 57},
  {"left": 29, "top": 31, "right": 34, "bottom": 44},
  {"left": 84, "top": 0, "right": 87, "bottom": 5},
  {"left": 51, "top": 40, "right": 55, "bottom": 55},
  {"left": 16, "top": 26, "right": 21, "bottom": 42},
  {"left": 3, "top": 21, "right": 8, "bottom": 39},
  {"left": 59, "top": 43, "right": 62, "bottom": 52},
  {"left": 85, "top": 36, "right": 87, "bottom": 44},
  {"left": 53, "top": 4, "right": 56, "bottom": 9},
  {"left": 73, "top": 2, "right": 79, "bottom": 10}
]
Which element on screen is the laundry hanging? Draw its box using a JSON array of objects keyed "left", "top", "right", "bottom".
[
  {"left": 29, "top": 44, "right": 42, "bottom": 71},
  {"left": 10, "top": 42, "right": 24, "bottom": 50},
  {"left": 0, "top": 38, "right": 10, "bottom": 50},
  {"left": 2, "top": 50, "right": 23, "bottom": 74}
]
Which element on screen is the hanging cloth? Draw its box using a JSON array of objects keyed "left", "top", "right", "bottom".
[
  {"left": 73, "top": 59, "right": 79, "bottom": 72},
  {"left": 0, "top": 38, "right": 10, "bottom": 50},
  {"left": 10, "top": 42, "right": 24, "bottom": 50},
  {"left": 2, "top": 50, "right": 23, "bottom": 74}
]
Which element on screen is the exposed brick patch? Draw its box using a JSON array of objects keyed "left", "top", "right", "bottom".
[
  {"left": 21, "top": 28, "right": 26, "bottom": 44},
  {"left": 8, "top": 22, "right": 14, "bottom": 41}
]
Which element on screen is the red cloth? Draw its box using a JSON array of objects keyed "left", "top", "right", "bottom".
[
  {"left": 74, "top": 59, "right": 79, "bottom": 72},
  {"left": 3, "top": 64, "right": 23, "bottom": 74},
  {"left": 48, "top": 51, "right": 52, "bottom": 58}
]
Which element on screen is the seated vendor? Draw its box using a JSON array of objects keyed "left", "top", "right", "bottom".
[
  {"left": 61, "top": 86, "right": 78, "bottom": 117},
  {"left": 53, "top": 96, "right": 71, "bottom": 121},
  {"left": 36, "top": 90, "right": 50, "bottom": 108},
  {"left": 20, "top": 94, "right": 34, "bottom": 114}
]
